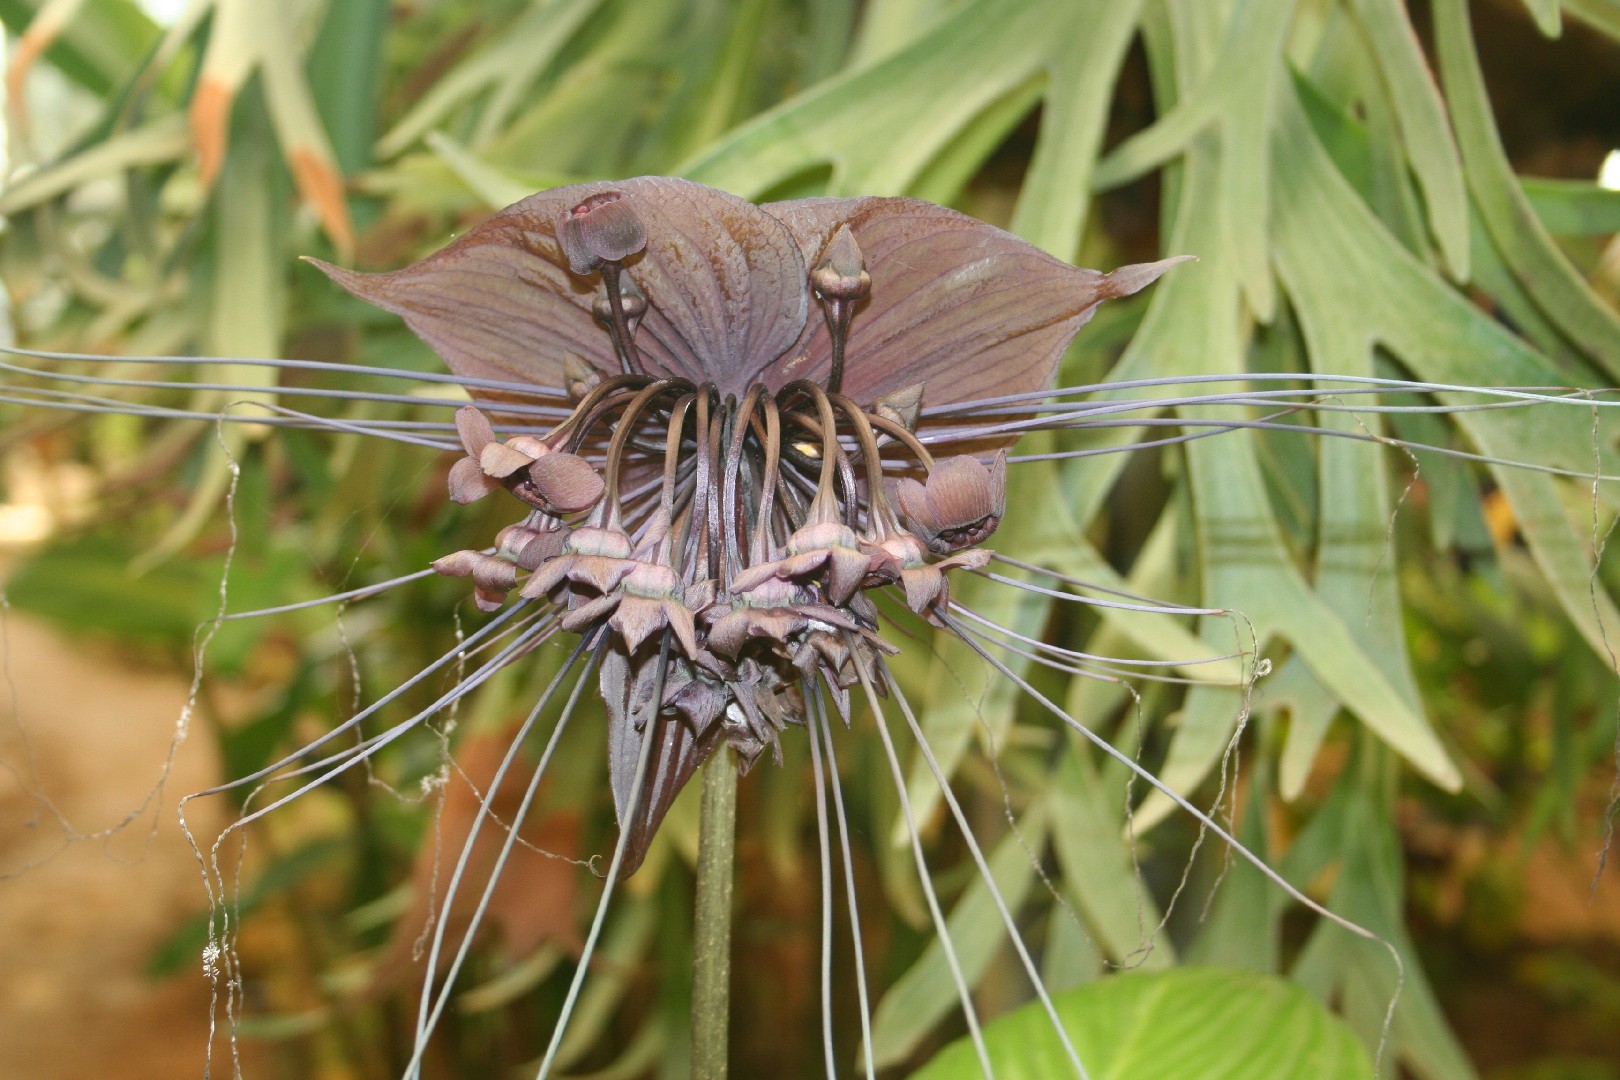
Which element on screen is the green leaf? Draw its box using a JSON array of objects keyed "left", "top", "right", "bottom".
[
  {"left": 910, "top": 967, "right": 1373, "bottom": 1079},
  {"left": 1094, "top": 0, "right": 1298, "bottom": 319},
  {"left": 1521, "top": 177, "right": 1620, "bottom": 236},
  {"left": 5, "top": 537, "right": 224, "bottom": 645},
  {"left": 1010, "top": 0, "right": 1146, "bottom": 259},
  {"left": 0, "top": 114, "right": 189, "bottom": 216},
  {"left": 1565, "top": 0, "right": 1620, "bottom": 39},
  {"left": 1047, "top": 750, "right": 1175, "bottom": 969},
  {"left": 1434, "top": 0, "right": 1620, "bottom": 380},
  {"left": 682, "top": 0, "right": 1071, "bottom": 197},
  {"left": 1271, "top": 85, "right": 1620, "bottom": 663},
  {"left": 1522, "top": 0, "right": 1564, "bottom": 35},
  {"left": 1286, "top": 749, "right": 1476, "bottom": 1080},
  {"left": 1347, "top": 0, "right": 1470, "bottom": 278},
  {"left": 376, "top": 0, "right": 604, "bottom": 158},
  {"left": 306, "top": 0, "right": 391, "bottom": 175}
]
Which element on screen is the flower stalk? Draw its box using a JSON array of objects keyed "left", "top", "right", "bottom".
[{"left": 692, "top": 748, "right": 738, "bottom": 1080}]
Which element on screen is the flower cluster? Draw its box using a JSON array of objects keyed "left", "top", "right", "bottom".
[{"left": 316, "top": 177, "right": 1184, "bottom": 870}]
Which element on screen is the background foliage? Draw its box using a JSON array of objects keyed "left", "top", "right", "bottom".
[{"left": 3, "top": 0, "right": 1620, "bottom": 1077}]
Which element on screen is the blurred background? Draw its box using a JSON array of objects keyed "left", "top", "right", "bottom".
[{"left": 2, "top": 1, "right": 1620, "bottom": 1077}]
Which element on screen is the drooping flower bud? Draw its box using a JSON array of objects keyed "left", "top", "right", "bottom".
[
  {"left": 894, "top": 450, "right": 1008, "bottom": 555},
  {"left": 524, "top": 452, "right": 605, "bottom": 513},
  {"left": 562, "top": 353, "right": 603, "bottom": 402},
  {"left": 495, "top": 523, "right": 569, "bottom": 570},
  {"left": 557, "top": 192, "right": 647, "bottom": 276},
  {"left": 810, "top": 225, "right": 870, "bottom": 302},
  {"left": 432, "top": 549, "right": 520, "bottom": 612},
  {"left": 872, "top": 381, "right": 924, "bottom": 433}
]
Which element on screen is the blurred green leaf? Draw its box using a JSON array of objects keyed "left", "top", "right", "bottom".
[{"left": 911, "top": 967, "right": 1373, "bottom": 1079}]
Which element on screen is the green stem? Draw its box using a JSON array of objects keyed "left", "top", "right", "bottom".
[{"left": 692, "top": 748, "right": 737, "bottom": 1079}]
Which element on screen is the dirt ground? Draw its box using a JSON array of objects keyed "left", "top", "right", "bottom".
[{"left": 0, "top": 614, "right": 244, "bottom": 1080}]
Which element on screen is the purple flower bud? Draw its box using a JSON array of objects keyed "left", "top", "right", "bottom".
[
  {"left": 556, "top": 192, "right": 647, "bottom": 276},
  {"left": 810, "top": 225, "right": 870, "bottom": 302},
  {"left": 895, "top": 450, "right": 1008, "bottom": 555}
]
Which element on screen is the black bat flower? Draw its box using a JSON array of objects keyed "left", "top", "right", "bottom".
[{"left": 312, "top": 177, "right": 1187, "bottom": 876}]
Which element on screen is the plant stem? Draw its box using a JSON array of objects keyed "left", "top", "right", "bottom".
[{"left": 692, "top": 748, "right": 737, "bottom": 1080}]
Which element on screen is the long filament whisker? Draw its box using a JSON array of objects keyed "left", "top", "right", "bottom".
[
  {"left": 405, "top": 637, "right": 597, "bottom": 1077},
  {"left": 218, "top": 568, "right": 441, "bottom": 620},
  {"left": 813, "top": 687, "right": 877, "bottom": 1080},
  {"left": 926, "top": 371, "right": 1620, "bottom": 415},
  {"left": 881, "top": 657, "right": 1091, "bottom": 1079},
  {"left": 941, "top": 614, "right": 1406, "bottom": 1071},
  {"left": 949, "top": 602, "right": 1242, "bottom": 671},
  {"left": 806, "top": 684, "right": 839, "bottom": 1079},
  {"left": 534, "top": 631, "right": 671, "bottom": 1080},
  {"left": 976, "top": 570, "right": 1225, "bottom": 616},
  {"left": 848, "top": 635, "right": 995, "bottom": 1078},
  {"left": 198, "top": 613, "right": 555, "bottom": 834},
  {"left": 1, "top": 345, "right": 579, "bottom": 408},
  {"left": 949, "top": 612, "right": 1230, "bottom": 687},
  {"left": 193, "top": 604, "right": 535, "bottom": 796}
]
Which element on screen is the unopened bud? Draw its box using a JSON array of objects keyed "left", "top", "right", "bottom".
[
  {"left": 562, "top": 353, "right": 603, "bottom": 402},
  {"left": 810, "top": 225, "right": 870, "bottom": 302},
  {"left": 557, "top": 192, "right": 647, "bottom": 276},
  {"left": 872, "top": 382, "right": 924, "bottom": 432}
]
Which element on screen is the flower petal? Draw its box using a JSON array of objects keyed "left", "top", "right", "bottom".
[
  {"left": 894, "top": 477, "right": 940, "bottom": 535},
  {"left": 924, "top": 455, "right": 998, "bottom": 530},
  {"left": 603, "top": 649, "right": 720, "bottom": 877},
  {"left": 447, "top": 456, "right": 497, "bottom": 504},
  {"left": 454, "top": 405, "right": 496, "bottom": 456},
  {"left": 480, "top": 441, "right": 534, "bottom": 479},
  {"left": 527, "top": 452, "right": 605, "bottom": 513},
  {"left": 310, "top": 177, "right": 810, "bottom": 395},
  {"left": 762, "top": 197, "right": 1189, "bottom": 413}
]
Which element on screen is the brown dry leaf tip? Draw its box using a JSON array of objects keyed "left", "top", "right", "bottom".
[
  {"left": 894, "top": 449, "right": 1008, "bottom": 555},
  {"left": 321, "top": 176, "right": 1187, "bottom": 869},
  {"left": 189, "top": 78, "right": 235, "bottom": 189}
]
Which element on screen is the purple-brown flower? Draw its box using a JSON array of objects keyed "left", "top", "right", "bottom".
[{"left": 313, "top": 177, "right": 1186, "bottom": 872}]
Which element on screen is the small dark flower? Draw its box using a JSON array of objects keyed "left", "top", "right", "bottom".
[
  {"left": 445, "top": 404, "right": 605, "bottom": 514},
  {"left": 895, "top": 450, "right": 1008, "bottom": 555},
  {"left": 556, "top": 191, "right": 647, "bottom": 274}
]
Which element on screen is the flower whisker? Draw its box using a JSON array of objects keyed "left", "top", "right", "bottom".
[
  {"left": 407, "top": 635, "right": 598, "bottom": 1077},
  {"left": 875, "top": 649, "right": 1092, "bottom": 1079},
  {"left": 947, "top": 603, "right": 1245, "bottom": 681}
]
